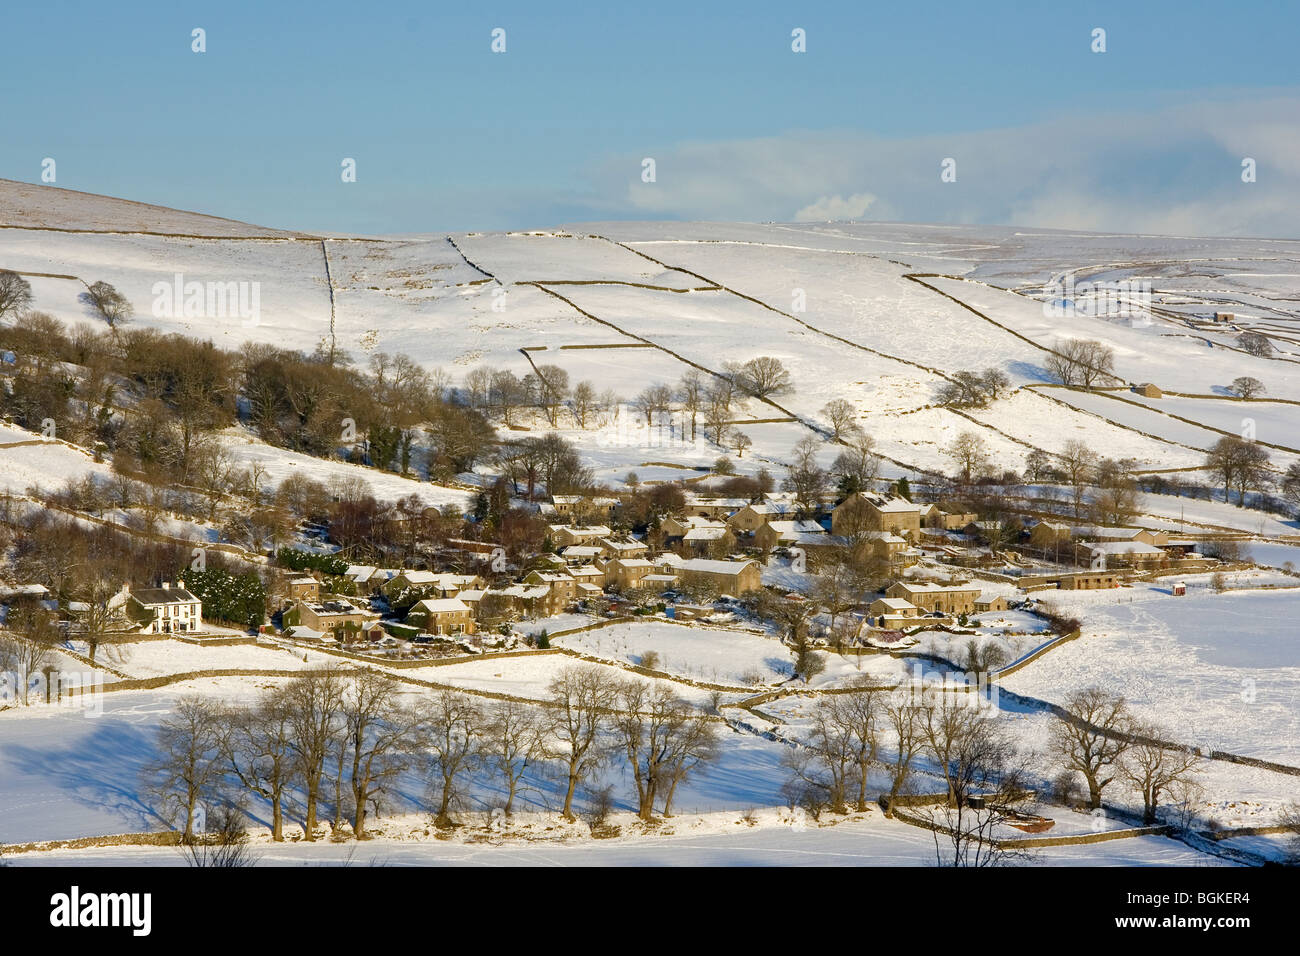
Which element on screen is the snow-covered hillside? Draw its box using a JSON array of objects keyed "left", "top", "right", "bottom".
[{"left": 4, "top": 181, "right": 1299, "bottom": 489}]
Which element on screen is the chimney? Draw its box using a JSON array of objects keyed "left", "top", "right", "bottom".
[{"left": 161, "top": 582, "right": 170, "bottom": 590}]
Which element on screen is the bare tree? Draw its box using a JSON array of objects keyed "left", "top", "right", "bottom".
[
  {"left": 830, "top": 436, "right": 881, "bottom": 494},
  {"left": 80, "top": 280, "right": 133, "bottom": 328},
  {"left": 1206, "top": 435, "right": 1272, "bottom": 505},
  {"left": 658, "top": 706, "right": 720, "bottom": 817},
  {"left": 1236, "top": 332, "right": 1273, "bottom": 357},
  {"left": 881, "top": 695, "right": 926, "bottom": 815},
  {"left": 702, "top": 393, "right": 732, "bottom": 446},
  {"left": 547, "top": 665, "right": 619, "bottom": 821},
  {"left": 571, "top": 380, "right": 596, "bottom": 428},
  {"left": 821, "top": 399, "right": 860, "bottom": 441},
  {"left": 830, "top": 679, "right": 884, "bottom": 810},
  {"left": 0, "top": 600, "right": 58, "bottom": 705},
  {"left": 1059, "top": 439, "right": 1098, "bottom": 518},
  {"left": 1282, "top": 462, "right": 1300, "bottom": 518},
  {"left": 1047, "top": 687, "right": 1132, "bottom": 809},
  {"left": 531, "top": 364, "right": 571, "bottom": 426},
  {"left": 945, "top": 431, "right": 990, "bottom": 484},
  {"left": 0, "top": 270, "right": 34, "bottom": 320},
  {"left": 284, "top": 666, "right": 347, "bottom": 841},
  {"left": 1230, "top": 376, "right": 1266, "bottom": 399},
  {"left": 735, "top": 356, "right": 792, "bottom": 399},
  {"left": 677, "top": 370, "right": 706, "bottom": 441},
  {"left": 784, "top": 435, "right": 829, "bottom": 517},
  {"left": 71, "top": 578, "right": 125, "bottom": 664},
  {"left": 141, "top": 696, "right": 226, "bottom": 841},
  {"left": 962, "top": 638, "right": 1009, "bottom": 677},
  {"left": 1121, "top": 728, "right": 1202, "bottom": 825},
  {"left": 1047, "top": 339, "right": 1117, "bottom": 387},
  {"left": 918, "top": 701, "right": 1033, "bottom": 867},
  {"left": 783, "top": 706, "right": 855, "bottom": 815},
  {"left": 615, "top": 681, "right": 681, "bottom": 820},
  {"left": 481, "top": 698, "right": 550, "bottom": 816},
  {"left": 223, "top": 691, "right": 296, "bottom": 842},
  {"left": 178, "top": 803, "right": 257, "bottom": 868},
  {"left": 420, "top": 689, "right": 482, "bottom": 825},
  {"left": 1277, "top": 801, "right": 1300, "bottom": 864},
  {"left": 342, "top": 669, "right": 415, "bottom": 838}
]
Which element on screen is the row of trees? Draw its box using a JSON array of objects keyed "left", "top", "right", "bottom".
[
  {"left": 1048, "top": 687, "right": 1202, "bottom": 824},
  {"left": 784, "top": 686, "right": 1034, "bottom": 867},
  {"left": 144, "top": 664, "right": 721, "bottom": 844},
  {"left": 935, "top": 368, "right": 1010, "bottom": 408},
  {"left": 785, "top": 683, "right": 1204, "bottom": 866}
]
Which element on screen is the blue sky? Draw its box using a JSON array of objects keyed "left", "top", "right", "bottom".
[{"left": 3, "top": 0, "right": 1298, "bottom": 235}]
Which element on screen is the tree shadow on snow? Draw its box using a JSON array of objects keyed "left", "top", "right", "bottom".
[{"left": 2, "top": 719, "right": 166, "bottom": 834}]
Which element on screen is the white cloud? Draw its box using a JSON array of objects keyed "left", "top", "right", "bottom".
[
  {"left": 581, "top": 94, "right": 1300, "bottom": 237},
  {"left": 794, "top": 192, "right": 877, "bottom": 222}
]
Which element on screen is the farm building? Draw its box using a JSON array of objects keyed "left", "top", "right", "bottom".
[{"left": 884, "top": 581, "right": 980, "bottom": 615}]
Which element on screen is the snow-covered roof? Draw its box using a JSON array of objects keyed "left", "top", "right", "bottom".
[
  {"left": 559, "top": 545, "right": 603, "bottom": 557},
  {"left": 675, "top": 516, "right": 727, "bottom": 529},
  {"left": 549, "top": 524, "right": 612, "bottom": 536},
  {"left": 680, "top": 558, "right": 756, "bottom": 575},
  {"left": 131, "top": 585, "right": 199, "bottom": 606},
  {"left": 600, "top": 537, "right": 646, "bottom": 551},
  {"left": 416, "top": 598, "right": 471, "bottom": 614},
  {"left": 285, "top": 626, "right": 334, "bottom": 643},
  {"left": 765, "top": 520, "right": 825, "bottom": 536},
  {"left": 873, "top": 598, "right": 916, "bottom": 611},
  {"left": 684, "top": 526, "right": 730, "bottom": 541},
  {"left": 1072, "top": 526, "right": 1153, "bottom": 540},
  {"left": 892, "top": 581, "right": 978, "bottom": 594},
  {"left": 853, "top": 492, "right": 920, "bottom": 514},
  {"left": 1086, "top": 541, "right": 1165, "bottom": 555}
]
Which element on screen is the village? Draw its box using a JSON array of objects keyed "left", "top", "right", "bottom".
[{"left": 0, "top": 480, "right": 1240, "bottom": 669}]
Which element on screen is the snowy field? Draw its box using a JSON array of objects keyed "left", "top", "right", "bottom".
[
  {"left": 1001, "top": 586, "right": 1300, "bottom": 764},
  {"left": 384, "top": 652, "right": 722, "bottom": 707},
  {"left": 73, "top": 638, "right": 328, "bottom": 681},
  {"left": 6, "top": 183, "right": 1300, "bottom": 484},
  {"left": 553, "top": 619, "right": 794, "bottom": 685}
]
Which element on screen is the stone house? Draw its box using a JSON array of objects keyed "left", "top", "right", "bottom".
[
  {"left": 409, "top": 597, "right": 476, "bottom": 636},
  {"left": 883, "top": 581, "right": 980, "bottom": 616},
  {"left": 832, "top": 492, "right": 922, "bottom": 541}
]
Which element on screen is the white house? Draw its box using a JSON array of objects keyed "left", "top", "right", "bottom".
[{"left": 117, "top": 582, "right": 203, "bottom": 634}]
